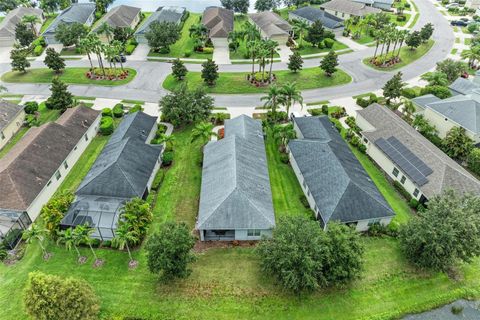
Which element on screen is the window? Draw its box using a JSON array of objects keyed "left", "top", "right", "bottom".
[
  {"left": 84, "top": 133, "right": 88, "bottom": 141},
  {"left": 47, "top": 180, "right": 52, "bottom": 187},
  {"left": 400, "top": 176, "right": 406, "bottom": 184},
  {"left": 247, "top": 229, "right": 261, "bottom": 237},
  {"left": 55, "top": 171, "right": 61, "bottom": 180},
  {"left": 0, "top": 132, "right": 4, "bottom": 140},
  {"left": 368, "top": 218, "right": 381, "bottom": 226},
  {"left": 63, "top": 161, "right": 68, "bottom": 169},
  {"left": 392, "top": 168, "right": 399, "bottom": 177},
  {"left": 413, "top": 188, "right": 419, "bottom": 197}
]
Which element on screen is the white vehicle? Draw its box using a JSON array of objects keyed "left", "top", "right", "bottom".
[{"left": 446, "top": 3, "right": 460, "bottom": 8}]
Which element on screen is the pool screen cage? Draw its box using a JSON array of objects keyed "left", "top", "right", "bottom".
[{"left": 0, "top": 210, "right": 31, "bottom": 249}]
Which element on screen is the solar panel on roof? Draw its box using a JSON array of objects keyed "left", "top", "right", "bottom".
[{"left": 375, "top": 137, "right": 432, "bottom": 186}]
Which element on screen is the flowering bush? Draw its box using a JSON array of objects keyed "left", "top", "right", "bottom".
[{"left": 85, "top": 68, "right": 129, "bottom": 81}]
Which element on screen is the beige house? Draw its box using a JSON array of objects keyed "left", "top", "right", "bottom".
[
  {"left": 93, "top": 5, "right": 142, "bottom": 42},
  {"left": 0, "top": 106, "right": 101, "bottom": 223},
  {"left": 320, "top": 0, "right": 381, "bottom": 19},
  {"left": 0, "top": 7, "right": 44, "bottom": 47},
  {"left": 202, "top": 6, "right": 234, "bottom": 39},
  {"left": 0, "top": 100, "right": 25, "bottom": 150},
  {"left": 356, "top": 104, "right": 480, "bottom": 203},
  {"left": 248, "top": 11, "right": 292, "bottom": 44}
]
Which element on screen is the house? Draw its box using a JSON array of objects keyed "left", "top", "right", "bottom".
[
  {"left": 92, "top": 5, "right": 141, "bottom": 42},
  {"left": 320, "top": 0, "right": 381, "bottom": 19},
  {"left": 351, "top": 0, "right": 394, "bottom": 11},
  {"left": 448, "top": 72, "right": 480, "bottom": 96},
  {"left": 248, "top": 11, "right": 292, "bottom": 43},
  {"left": 134, "top": 6, "right": 187, "bottom": 44},
  {"left": 289, "top": 6, "right": 344, "bottom": 36},
  {"left": 288, "top": 116, "right": 394, "bottom": 231},
  {"left": 60, "top": 112, "right": 163, "bottom": 240},
  {"left": 197, "top": 115, "right": 275, "bottom": 241},
  {"left": 42, "top": 3, "right": 96, "bottom": 44},
  {"left": 0, "top": 210, "right": 31, "bottom": 249},
  {"left": 0, "top": 106, "right": 101, "bottom": 226},
  {"left": 0, "top": 7, "right": 44, "bottom": 47},
  {"left": 356, "top": 104, "right": 480, "bottom": 203},
  {"left": 202, "top": 6, "right": 234, "bottom": 39},
  {"left": 0, "top": 100, "right": 26, "bottom": 150}
]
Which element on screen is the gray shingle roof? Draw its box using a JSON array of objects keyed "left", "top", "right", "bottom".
[
  {"left": 43, "top": 3, "right": 95, "bottom": 35},
  {"left": 202, "top": 6, "right": 234, "bottom": 38},
  {"left": 449, "top": 77, "right": 480, "bottom": 95},
  {"left": 320, "top": 0, "right": 381, "bottom": 16},
  {"left": 76, "top": 112, "right": 162, "bottom": 199},
  {"left": 0, "top": 7, "right": 43, "bottom": 38},
  {"left": 357, "top": 104, "right": 480, "bottom": 198},
  {"left": 289, "top": 116, "right": 394, "bottom": 225},
  {"left": 249, "top": 11, "right": 292, "bottom": 38},
  {"left": 135, "top": 6, "right": 186, "bottom": 35},
  {"left": 291, "top": 6, "right": 343, "bottom": 29},
  {"left": 0, "top": 100, "right": 24, "bottom": 132},
  {"left": 92, "top": 5, "right": 141, "bottom": 32},
  {"left": 353, "top": 0, "right": 394, "bottom": 6},
  {"left": 411, "top": 94, "right": 441, "bottom": 109},
  {"left": 197, "top": 115, "right": 275, "bottom": 230}
]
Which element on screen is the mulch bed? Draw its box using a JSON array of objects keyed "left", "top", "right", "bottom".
[
  {"left": 128, "top": 260, "right": 139, "bottom": 270},
  {"left": 194, "top": 240, "right": 258, "bottom": 253},
  {"left": 93, "top": 259, "right": 105, "bottom": 268},
  {"left": 43, "top": 252, "right": 53, "bottom": 261},
  {"left": 78, "top": 256, "right": 88, "bottom": 264}
]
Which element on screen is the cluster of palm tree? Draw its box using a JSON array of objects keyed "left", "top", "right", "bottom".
[
  {"left": 21, "top": 14, "right": 41, "bottom": 37},
  {"left": 461, "top": 45, "right": 480, "bottom": 69},
  {"left": 57, "top": 224, "right": 100, "bottom": 264},
  {"left": 261, "top": 82, "right": 304, "bottom": 118},
  {"left": 344, "top": 13, "right": 390, "bottom": 40},
  {"left": 189, "top": 23, "right": 209, "bottom": 51},
  {"left": 371, "top": 25, "right": 409, "bottom": 66}
]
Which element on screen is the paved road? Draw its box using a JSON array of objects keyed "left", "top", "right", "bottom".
[{"left": 0, "top": 0, "right": 454, "bottom": 107}]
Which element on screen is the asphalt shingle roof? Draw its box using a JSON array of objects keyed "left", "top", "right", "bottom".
[
  {"left": 449, "top": 77, "right": 480, "bottom": 95},
  {"left": 320, "top": 0, "right": 381, "bottom": 16},
  {"left": 135, "top": 6, "right": 186, "bottom": 35},
  {"left": 0, "top": 7, "right": 43, "bottom": 38},
  {"left": 197, "top": 115, "right": 275, "bottom": 230},
  {"left": 249, "top": 11, "right": 292, "bottom": 38},
  {"left": 202, "top": 6, "right": 234, "bottom": 38},
  {"left": 411, "top": 94, "right": 441, "bottom": 109},
  {"left": 289, "top": 116, "right": 394, "bottom": 225},
  {"left": 291, "top": 6, "right": 343, "bottom": 29},
  {"left": 0, "top": 100, "right": 24, "bottom": 132},
  {"left": 43, "top": 3, "right": 95, "bottom": 35},
  {"left": 93, "top": 5, "right": 140, "bottom": 31}
]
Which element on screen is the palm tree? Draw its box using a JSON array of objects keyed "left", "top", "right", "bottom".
[
  {"left": 402, "top": 98, "right": 416, "bottom": 122},
  {"left": 111, "top": 40, "right": 125, "bottom": 71},
  {"left": 74, "top": 224, "right": 99, "bottom": 261},
  {"left": 261, "top": 84, "right": 283, "bottom": 116},
  {"left": 189, "top": 24, "right": 208, "bottom": 41},
  {"left": 158, "top": 133, "right": 175, "bottom": 150},
  {"left": 264, "top": 39, "right": 279, "bottom": 81},
  {"left": 97, "top": 22, "right": 114, "bottom": 42},
  {"left": 57, "top": 228, "right": 82, "bottom": 260},
  {"left": 227, "top": 31, "right": 244, "bottom": 53},
  {"left": 104, "top": 44, "right": 118, "bottom": 78},
  {"left": 420, "top": 72, "right": 449, "bottom": 86},
  {"left": 112, "top": 223, "right": 138, "bottom": 263},
  {"left": 242, "top": 21, "right": 260, "bottom": 44},
  {"left": 292, "top": 19, "right": 309, "bottom": 48},
  {"left": 461, "top": 45, "right": 480, "bottom": 68},
  {"left": 280, "top": 82, "right": 303, "bottom": 117},
  {"left": 22, "top": 224, "right": 48, "bottom": 257},
  {"left": 272, "top": 124, "right": 296, "bottom": 150},
  {"left": 78, "top": 35, "right": 95, "bottom": 70},
  {"left": 191, "top": 122, "right": 218, "bottom": 145},
  {"left": 22, "top": 15, "right": 41, "bottom": 36},
  {"left": 91, "top": 35, "right": 107, "bottom": 77},
  {"left": 247, "top": 40, "right": 260, "bottom": 76}
]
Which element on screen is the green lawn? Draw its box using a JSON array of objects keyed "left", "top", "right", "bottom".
[
  {"left": 388, "top": 13, "right": 412, "bottom": 27},
  {"left": 39, "top": 14, "right": 57, "bottom": 34},
  {"left": 1, "top": 68, "right": 137, "bottom": 86},
  {"left": 407, "top": 13, "right": 420, "bottom": 28},
  {"left": 163, "top": 67, "right": 352, "bottom": 94},
  {"left": 59, "top": 47, "right": 83, "bottom": 56},
  {"left": 295, "top": 40, "right": 348, "bottom": 56},
  {"left": 363, "top": 40, "right": 435, "bottom": 71},
  {"left": 147, "top": 13, "right": 213, "bottom": 60},
  {"left": 0, "top": 127, "right": 29, "bottom": 159}
]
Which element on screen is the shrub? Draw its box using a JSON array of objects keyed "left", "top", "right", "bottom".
[
  {"left": 24, "top": 101, "right": 39, "bottom": 114},
  {"left": 396, "top": 15, "right": 407, "bottom": 22},
  {"left": 467, "top": 148, "right": 480, "bottom": 176},
  {"left": 308, "top": 108, "right": 323, "bottom": 116},
  {"left": 102, "top": 240, "right": 112, "bottom": 248},
  {"left": 31, "top": 36, "right": 46, "bottom": 48},
  {"left": 162, "top": 151, "right": 173, "bottom": 166},
  {"left": 451, "top": 305, "right": 464, "bottom": 315},
  {"left": 420, "top": 85, "right": 452, "bottom": 99},
  {"left": 409, "top": 198, "right": 420, "bottom": 209},
  {"left": 203, "top": 47, "right": 214, "bottom": 54},
  {"left": 323, "top": 38, "right": 334, "bottom": 49},
  {"left": 367, "top": 223, "right": 388, "bottom": 237},
  {"left": 90, "top": 238, "right": 101, "bottom": 247},
  {"left": 129, "top": 104, "right": 143, "bottom": 113},
  {"left": 401, "top": 87, "right": 418, "bottom": 99},
  {"left": 102, "top": 108, "right": 112, "bottom": 117},
  {"left": 393, "top": 181, "right": 412, "bottom": 201},
  {"left": 0, "top": 243, "right": 7, "bottom": 261},
  {"left": 33, "top": 45, "right": 43, "bottom": 56},
  {"left": 184, "top": 50, "right": 192, "bottom": 57},
  {"left": 210, "top": 112, "right": 231, "bottom": 125},
  {"left": 125, "top": 44, "right": 136, "bottom": 55},
  {"left": 151, "top": 170, "right": 165, "bottom": 191},
  {"left": 99, "top": 116, "right": 114, "bottom": 135},
  {"left": 41, "top": 191, "right": 74, "bottom": 236},
  {"left": 356, "top": 93, "right": 378, "bottom": 108},
  {"left": 156, "top": 125, "right": 167, "bottom": 137},
  {"left": 112, "top": 104, "right": 124, "bottom": 118},
  {"left": 322, "top": 104, "right": 329, "bottom": 115},
  {"left": 299, "top": 195, "right": 310, "bottom": 208},
  {"left": 280, "top": 153, "right": 289, "bottom": 164},
  {"left": 25, "top": 114, "right": 39, "bottom": 127}
]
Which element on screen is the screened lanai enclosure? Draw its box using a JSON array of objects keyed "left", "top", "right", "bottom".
[
  {"left": 0, "top": 210, "right": 31, "bottom": 249},
  {"left": 60, "top": 196, "right": 127, "bottom": 241}
]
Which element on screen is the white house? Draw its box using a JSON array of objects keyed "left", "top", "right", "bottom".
[{"left": 0, "top": 100, "right": 25, "bottom": 151}]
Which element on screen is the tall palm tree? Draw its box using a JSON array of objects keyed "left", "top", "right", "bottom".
[
  {"left": 78, "top": 35, "right": 95, "bottom": 70},
  {"left": 292, "top": 19, "right": 309, "bottom": 47},
  {"left": 402, "top": 98, "right": 416, "bottom": 122},
  {"left": 242, "top": 21, "right": 260, "bottom": 44},
  {"left": 57, "top": 228, "right": 82, "bottom": 260},
  {"left": 97, "top": 22, "right": 114, "bottom": 42},
  {"left": 104, "top": 44, "right": 118, "bottom": 78},
  {"left": 22, "top": 15, "right": 41, "bottom": 36},
  {"left": 191, "top": 122, "right": 218, "bottom": 145},
  {"left": 111, "top": 40, "right": 125, "bottom": 71},
  {"left": 461, "top": 45, "right": 480, "bottom": 68},
  {"left": 265, "top": 39, "right": 279, "bottom": 81},
  {"left": 261, "top": 84, "right": 283, "bottom": 116},
  {"left": 247, "top": 39, "right": 260, "bottom": 76},
  {"left": 22, "top": 224, "right": 48, "bottom": 257},
  {"left": 112, "top": 223, "right": 138, "bottom": 263},
  {"left": 272, "top": 124, "right": 296, "bottom": 150},
  {"left": 74, "top": 224, "right": 99, "bottom": 261},
  {"left": 420, "top": 72, "right": 449, "bottom": 86},
  {"left": 91, "top": 35, "right": 107, "bottom": 77},
  {"left": 280, "top": 82, "right": 303, "bottom": 117}
]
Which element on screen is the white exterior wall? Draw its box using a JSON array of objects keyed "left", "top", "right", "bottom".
[
  {"left": 354, "top": 216, "right": 393, "bottom": 232},
  {"left": 26, "top": 114, "right": 101, "bottom": 222},
  {"left": 235, "top": 229, "right": 272, "bottom": 240},
  {"left": 423, "top": 108, "right": 480, "bottom": 143},
  {"left": 0, "top": 110, "right": 25, "bottom": 150},
  {"left": 324, "top": 9, "right": 351, "bottom": 20}
]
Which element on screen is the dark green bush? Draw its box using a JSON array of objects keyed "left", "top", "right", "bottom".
[
  {"left": 129, "top": 104, "right": 143, "bottom": 114},
  {"left": 25, "top": 114, "right": 39, "bottom": 127},
  {"left": 279, "top": 153, "right": 289, "bottom": 164},
  {"left": 151, "top": 170, "right": 165, "bottom": 191},
  {"left": 451, "top": 305, "right": 464, "bottom": 315},
  {"left": 393, "top": 181, "right": 412, "bottom": 202},
  {"left": 24, "top": 101, "right": 39, "bottom": 114},
  {"left": 100, "top": 116, "right": 114, "bottom": 135},
  {"left": 112, "top": 105, "right": 124, "bottom": 118},
  {"left": 420, "top": 85, "right": 452, "bottom": 99},
  {"left": 101, "top": 108, "right": 112, "bottom": 117},
  {"left": 0, "top": 243, "right": 8, "bottom": 261},
  {"left": 396, "top": 15, "right": 407, "bottom": 22},
  {"left": 162, "top": 151, "right": 173, "bottom": 166},
  {"left": 102, "top": 240, "right": 112, "bottom": 248},
  {"left": 308, "top": 108, "right": 323, "bottom": 116},
  {"left": 322, "top": 105, "right": 329, "bottom": 115},
  {"left": 299, "top": 195, "right": 310, "bottom": 208},
  {"left": 156, "top": 125, "right": 167, "bottom": 137},
  {"left": 367, "top": 223, "right": 388, "bottom": 237},
  {"left": 409, "top": 199, "right": 420, "bottom": 209},
  {"left": 401, "top": 88, "right": 418, "bottom": 99},
  {"left": 323, "top": 38, "right": 334, "bottom": 48}
]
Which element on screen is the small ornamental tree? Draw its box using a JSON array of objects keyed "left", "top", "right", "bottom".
[
  {"left": 383, "top": 72, "right": 405, "bottom": 104},
  {"left": 10, "top": 48, "right": 30, "bottom": 73},
  {"left": 172, "top": 58, "right": 188, "bottom": 81},
  {"left": 288, "top": 51, "right": 303, "bottom": 73},
  {"left": 24, "top": 271, "right": 100, "bottom": 320},
  {"left": 145, "top": 21, "right": 180, "bottom": 53},
  {"left": 305, "top": 20, "right": 325, "bottom": 48},
  {"left": 145, "top": 221, "right": 196, "bottom": 280},
  {"left": 15, "top": 22, "right": 35, "bottom": 47},
  {"left": 467, "top": 148, "right": 480, "bottom": 175},
  {"left": 221, "top": 0, "right": 250, "bottom": 14},
  {"left": 442, "top": 127, "right": 474, "bottom": 161},
  {"left": 254, "top": 0, "right": 279, "bottom": 11},
  {"left": 399, "top": 191, "right": 480, "bottom": 271},
  {"left": 40, "top": 191, "right": 75, "bottom": 236},
  {"left": 44, "top": 48, "right": 65, "bottom": 74},
  {"left": 201, "top": 59, "right": 219, "bottom": 86},
  {"left": 320, "top": 50, "right": 339, "bottom": 77},
  {"left": 419, "top": 23, "right": 434, "bottom": 43},
  {"left": 405, "top": 31, "right": 422, "bottom": 50},
  {"left": 45, "top": 78, "right": 73, "bottom": 111},
  {"left": 55, "top": 22, "right": 88, "bottom": 47}
]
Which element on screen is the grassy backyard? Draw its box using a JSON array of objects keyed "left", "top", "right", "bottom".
[
  {"left": 163, "top": 67, "right": 352, "bottom": 94},
  {"left": 39, "top": 14, "right": 57, "bottom": 34},
  {"left": 1, "top": 68, "right": 137, "bottom": 86}
]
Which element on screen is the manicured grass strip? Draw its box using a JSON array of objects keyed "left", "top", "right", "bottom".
[
  {"left": 296, "top": 41, "right": 348, "bottom": 56},
  {"left": 407, "top": 13, "right": 420, "bottom": 28},
  {"left": 363, "top": 40, "right": 435, "bottom": 71},
  {"left": 74, "top": 96, "right": 96, "bottom": 100},
  {"left": 60, "top": 47, "right": 83, "bottom": 56},
  {"left": 306, "top": 100, "right": 330, "bottom": 106},
  {"left": 451, "top": 48, "right": 458, "bottom": 55},
  {"left": 39, "top": 14, "right": 57, "bottom": 34},
  {"left": 37, "top": 102, "right": 61, "bottom": 124},
  {"left": 121, "top": 99, "right": 145, "bottom": 105},
  {"left": 0, "top": 94, "right": 24, "bottom": 98},
  {"left": 163, "top": 67, "right": 352, "bottom": 94},
  {"left": 353, "top": 92, "right": 375, "bottom": 99},
  {"left": 0, "top": 127, "right": 29, "bottom": 159},
  {"left": 1, "top": 68, "right": 136, "bottom": 86}
]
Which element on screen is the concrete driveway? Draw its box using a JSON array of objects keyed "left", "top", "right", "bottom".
[
  {"left": 129, "top": 44, "right": 150, "bottom": 61},
  {"left": 278, "top": 44, "right": 293, "bottom": 62},
  {"left": 212, "top": 38, "right": 231, "bottom": 65},
  {"left": 0, "top": 47, "right": 12, "bottom": 64}
]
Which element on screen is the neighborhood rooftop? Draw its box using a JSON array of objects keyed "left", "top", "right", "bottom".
[
  {"left": 290, "top": 6, "right": 343, "bottom": 29},
  {"left": 0, "top": 7, "right": 43, "bottom": 39},
  {"left": 197, "top": 115, "right": 275, "bottom": 231},
  {"left": 202, "top": 6, "right": 234, "bottom": 38},
  {"left": 0, "top": 100, "right": 24, "bottom": 132},
  {"left": 249, "top": 11, "right": 292, "bottom": 38},
  {"left": 135, "top": 6, "right": 186, "bottom": 35},
  {"left": 358, "top": 104, "right": 480, "bottom": 198},
  {"left": 320, "top": 0, "right": 381, "bottom": 16},
  {"left": 0, "top": 106, "right": 100, "bottom": 212},
  {"left": 449, "top": 75, "right": 480, "bottom": 95},
  {"left": 289, "top": 116, "right": 394, "bottom": 226},
  {"left": 43, "top": 3, "right": 96, "bottom": 35},
  {"left": 92, "top": 5, "right": 141, "bottom": 31}
]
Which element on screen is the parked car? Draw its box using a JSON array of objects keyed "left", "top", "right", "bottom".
[
  {"left": 110, "top": 54, "right": 127, "bottom": 63},
  {"left": 446, "top": 3, "right": 460, "bottom": 8},
  {"left": 451, "top": 20, "right": 469, "bottom": 26},
  {"left": 460, "top": 17, "right": 470, "bottom": 22}
]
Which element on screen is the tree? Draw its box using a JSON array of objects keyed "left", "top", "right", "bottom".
[
  {"left": 287, "top": 51, "right": 303, "bottom": 73},
  {"left": 24, "top": 271, "right": 100, "bottom": 320},
  {"left": 254, "top": 0, "right": 280, "bottom": 11},
  {"left": 96, "top": 22, "right": 114, "bottom": 42},
  {"left": 293, "top": 19, "right": 309, "bottom": 47},
  {"left": 22, "top": 14, "right": 41, "bottom": 36},
  {"left": 413, "top": 114, "right": 439, "bottom": 141},
  {"left": 320, "top": 50, "right": 339, "bottom": 77},
  {"left": 145, "top": 21, "right": 180, "bottom": 53},
  {"left": 191, "top": 122, "right": 218, "bottom": 145},
  {"left": 399, "top": 191, "right": 480, "bottom": 271},
  {"left": 78, "top": 34, "right": 95, "bottom": 70},
  {"left": 420, "top": 85, "right": 452, "bottom": 99},
  {"left": 39, "top": 0, "right": 60, "bottom": 15},
  {"left": 436, "top": 59, "right": 468, "bottom": 83},
  {"left": 467, "top": 148, "right": 480, "bottom": 176},
  {"left": 74, "top": 224, "right": 100, "bottom": 262},
  {"left": 221, "top": 0, "right": 250, "bottom": 14},
  {"left": 272, "top": 123, "right": 296, "bottom": 149},
  {"left": 0, "top": 0, "right": 19, "bottom": 12},
  {"left": 256, "top": 216, "right": 363, "bottom": 292},
  {"left": 22, "top": 224, "right": 49, "bottom": 258},
  {"left": 10, "top": 48, "right": 30, "bottom": 73},
  {"left": 159, "top": 84, "right": 214, "bottom": 126},
  {"left": 56, "top": 228, "right": 82, "bottom": 260},
  {"left": 405, "top": 31, "right": 422, "bottom": 50},
  {"left": 172, "top": 59, "right": 188, "bottom": 81},
  {"left": 120, "top": 198, "right": 153, "bottom": 242},
  {"left": 261, "top": 84, "right": 283, "bottom": 115},
  {"left": 383, "top": 72, "right": 405, "bottom": 104},
  {"left": 420, "top": 71, "right": 449, "bottom": 87},
  {"left": 461, "top": 45, "right": 480, "bottom": 68},
  {"left": 15, "top": 22, "right": 35, "bottom": 47},
  {"left": 112, "top": 223, "right": 139, "bottom": 263},
  {"left": 419, "top": 23, "right": 434, "bottom": 43},
  {"left": 280, "top": 81, "right": 303, "bottom": 116},
  {"left": 113, "top": 26, "right": 134, "bottom": 43},
  {"left": 92, "top": 0, "right": 114, "bottom": 14},
  {"left": 201, "top": 59, "right": 219, "bottom": 86},
  {"left": 145, "top": 222, "right": 196, "bottom": 280},
  {"left": 55, "top": 22, "right": 88, "bottom": 47},
  {"left": 442, "top": 127, "right": 474, "bottom": 161},
  {"left": 305, "top": 20, "right": 325, "bottom": 48},
  {"left": 43, "top": 48, "right": 65, "bottom": 74},
  {"left": 45, "top": 78, "right": 73, "bottom": 111},
  {"left": 40, "top": 191, "right": 74, "bottom": 236}
]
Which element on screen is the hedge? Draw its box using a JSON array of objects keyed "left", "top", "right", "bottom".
[
  {"left": 102, "top": 108, "right": 113, "bottom": 117},
  {"left": 162, "top": 151, "right": 173, "bottom": 166},
  {"left": 112, "top": 104, "right": 124, "bottom": 118},
  {"left": 24, "top": 101, "right": 39, "bottom": 114},
  {"left": 100, "top": 116, "right": 114, "bottom": 135}
]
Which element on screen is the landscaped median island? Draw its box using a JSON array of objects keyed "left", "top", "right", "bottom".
[
  {"left": 1, "top": 68, "right": 137, "bottom": 86},
  {"left": 163, "top": 67, "right": 352, "bottom": 94}
]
